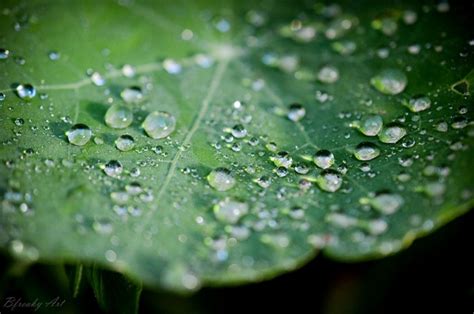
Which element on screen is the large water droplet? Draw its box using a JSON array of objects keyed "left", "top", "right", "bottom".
[
  {"left": 207, "top": 168, "right": 236, "bottom": 191},
  {"left": 316, "top": 169, "right": 343, "bottom": 192},
  {"left": 121, "top": 86, "right": 143, "bottom": 104},
  {"left": 314, "top": 149, "right": 335, "bottom": 169},
  {"left": 16, "top": 84, "right": 36, "bottom": 100},
  {"left": 354, "top": 142, "right": 380, "bottom": 161},
  {"left": 105, "top": 105, "right": 134, "bottom": 129},
  {"left": 287, "top": 103, "right": 306, "bottom": 122},
  {"left": 66, "top": 124, "right": 92, "bottom": 146},
  {"left": 213, "top": 198, "right": 249, "bottom": 224},
  {"left": 378, "top": 125, "right": 407, "bottom": 143},
  {"left": 351, "top": 115, "right": 383, "bottom": 136},
  {"left": 370, "top": 69, "right": 407, "bottom": 95},
  {"left": 142, "top": 111, "right": 176, "bottom": 139},
  {"left": 115, "top": 134, "right": 135, "bottom": 151},
  {"left": 404, "top": 95, "right": 431, "bottom": 112}
]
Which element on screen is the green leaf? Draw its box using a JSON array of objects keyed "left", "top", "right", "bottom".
[
  {"left": 85, "top": 265, "right": 142, "bottom": 314},
  {"left": 0, "top": 0, "right": 473, "bottom": 292}
]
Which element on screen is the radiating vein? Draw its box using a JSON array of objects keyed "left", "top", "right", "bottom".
[{"left": 155, "top": 59, "right": 229, "bottom": 201}]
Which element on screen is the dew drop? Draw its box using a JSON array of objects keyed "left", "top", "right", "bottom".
[
  {"left": 93, "top": 218, "right": 113, "bottom": 234},
  {"left": 314, "top": 149, "right": 335, "bottom": 169},
  {"left": 378, "top": 125, "right": 407, "bottom": 143},
  {"left": 0, "top": 48, "right": 10, "bottom": 59},
  {"left": 351, "top": 115, "right": 383, "bottom": 136},
  {"left": 115, "top": 134, "right": 135, "bottom": 151},
  {"left": 91, "top": 72, "right": 105, "bottom": 86},
  {"left": 270, "top": 151, "right": 293, "bottom": 168},
  {"left": 354, "top": 142, "right": 380, "bottom": 161},
  {"left": 317, "top": 65, "right": 339, "bottom": 83},
  {"left": 105, "top": 105, "right": 134, "bottom": 129},
  {"left": 103, "top": 160, "right": 123, "bottom": 177},
  {"left": 48, "top": 50, "right": 60, "bottom": 61},
  {"left": 360, "top": 192, "right": 404, "bottom": 215},
  {"left": 255, "top": 175, "right": 271, "bottom": 188},
  {"left": 316, "top": 169, "right": 343, "bottom": 192},
  {"left": 370, "top": 69, "right": 407, "bottom": 95},
  {"left": 142, "top": 111, "right": 176, "bottom": 139},
  {"left": 16, "top": 83, "right": 36, "bottom": 100},
  {"left": 121, "top": 86, "right": 143, "bottom": 104},
  {"left": 213, "top": 198, "right": 249, "bottom": 224},
  {"left": 66, "top": 124, "right": 92, "bottom": 146},
  {"left": 207, "top": 168, "right": 236, "bottom": 191},
  {"left": 287, "top": 103, "right": 306, "bottom": 122},
  {"left": 231, "top": 124, "right": 247, "bottom": 138},
  {"left": 404, "top": 95, "right": 431, "bottom": 112},
  {"left": 294, "top": 163, "right": 309, "bottom": 174},
  {"left": 275, "top": 166, "right": 289, "bottom": 177},
  {"left": 163, "top": 59, "right": 182, "bottom": 74}
]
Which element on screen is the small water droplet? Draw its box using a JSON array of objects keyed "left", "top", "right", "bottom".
[
  {"left": 121, "top": 86, "right": 143, "bottom": 104},
  {"left": 207, "top": 168, "right": 236, "bottom": 191},
  {"left": 66, "top": 124, "right": 92, "bottom": 146},
  {"left": 115, "top": 134, "right": 135, "bottom": 151},
  {"left": 378, "top": 125, "right": 407, "bottom": 143},
  {"left": 270, "top": 151, "right": 293, "bottom": 168},
  {"left": 105, "top": 105, "right": 134, "bottom": 129},
  {"left": 314, "top": 149, "right": 335, "bottom": 169},
  {"left": 287, "top": 103, "right": 306, "bottom": 122},
  {"left": 294, "top": 163, "right": 310, "bottom": 174},
  {"left": 351, "top": 115, "right": 383, "bottom": 136},
  {"left": 93, "top": 218, "right": 113, "bottom": 234},
  {"left": 91, "top": 71, "right": 105, "bottom": 86},
  {"left": 0, "top": 48, "right": 10, "bottom": 59},
  {"left": 255, "top": 175, "right": 271, "bottom": 188},
  {"left": 370, "top": 69, "right": 407, "bottom": 95},
  {"left": 360, "top": 192, "right": 404, "bottom": 215},
  {"left": 48, "top": 50, "right": 60, "bottom": 61},
  {"left": 213, "top": 198, "right": 249, "bottom": 224},
  {"left": 404, "top": 95, "right": 431, "bottom": 112},
  {"left": 163, "top": 59, "right": 182, "bottom": 74},
  {"left": 231, "top": 124, "right": 247, "bottom": 138},
  {"left": 103, "top": 160, "right": 123, "bottom": 177},
  {"left": 16, "top": 83, "right": 36, "bottom": 100},
  {"left": 317, "top": 169, "right": 343, "bottom": 192},
  {"left": 317, "top": 65, "right": 339, "bottom": 83},
  {"left": 354, "top": 142, "right": 380, "bottom": 161},
  {"left": 142, "top": 111, "right": 176, "bottom": 139}
]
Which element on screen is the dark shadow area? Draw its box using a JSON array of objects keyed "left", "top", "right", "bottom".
[{"left": 85, "top": 102, "right": 109, "bottom": 125}]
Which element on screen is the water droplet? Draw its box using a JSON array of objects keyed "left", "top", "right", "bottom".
[
  {"left": 378, "top": 125, "right": 407, "bottom": 143},
  {"left": 404, "top": 95, "right": 431, "bottom": 112},
  {"left": 104, "top": 160, "right": 123, "bottom": 177},
  {"left": 207, "top": 168, "right": 236, "bottom": 191},
  {"left": 105, "top": 105, "right": 134, "bottom": 129},
  {"left": 294, "top": 163, "right": 309, "bottom": 174},
  {"left": 314, "top": 150, "right": 335, "bottom": 169},
  {"left": 435, "top": 121, "right": 448, "bottom": 132},
  {"left": 231, "top": 124, "right": 247, "bottom": 138},
  {"left": 122, "top": 64, "right": 136, "bottom": 77},
  {"left": 317, "top": 65, "right": 339, "bottom": 83},
  {"left": 66, "top": 124, "right": 92, "bottom": 146},
  {"left": 370, "top": 69, "right": 407, "bottom": 95},
  {"left": 418, "top": 182, "right": 446, "bottom": 198},
  {"left": 48, "top": 50, "right": 60, "bottom": 61},
  {"left": 16, "top": 84, "right": 36, "bottom": 100},
  {"left": 316, "top": 169, "right": 343, "bottom": 192},
  {"left": 360, "top": 192, "right": 404, "bottom": 215},
  {"left": 270, "top": 151, "right": 293, "bottom": 168},
  {"left": 351, "top": 115, "right": 383, "bottom": 136},
  {"left": 93, "top": 218, "right": 113, "bottom": 234},
  {"left": 142, "top": 111, "right": 176, "bottom": 139},
  {"left": 451, "top": 116, "right": 468, "bottom": 129},
  {"left": 213, "top": 198, "right": 249, "bottom": 224},
  {"left": 115, "top": 134, "right": 135, "bottom": 151},
  {"left": 255, "top": 175, "right": 271, "bottom": 188},
  {"left": 275, "top": 166, "right": 289, "bottom": 177},
  {"left": 0, "top": 92, "right": 5, "bottom": 101},
  {"left": 287, "top": 103, "right": 306, "bottom": 122},
  {"left": 91, "top": 71, "right": 105, "bottom": 86},
  {"left": 14, "top": 118, "right": 25, "bottom": 126},
  {"left": 0, "top": 48, "right": 10, "bottom": 59},
  {"left": 121, "top": 86, "right": 143, "bottom": 104},
  {"left": 125, "top": 182, "right": 142, "bottom": 195},
  {"left": 354, "top": 142, "right": 380, "bottom": 161},
  {"left": 163, "top": 59, "right": 182, "bottom": 74}
]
